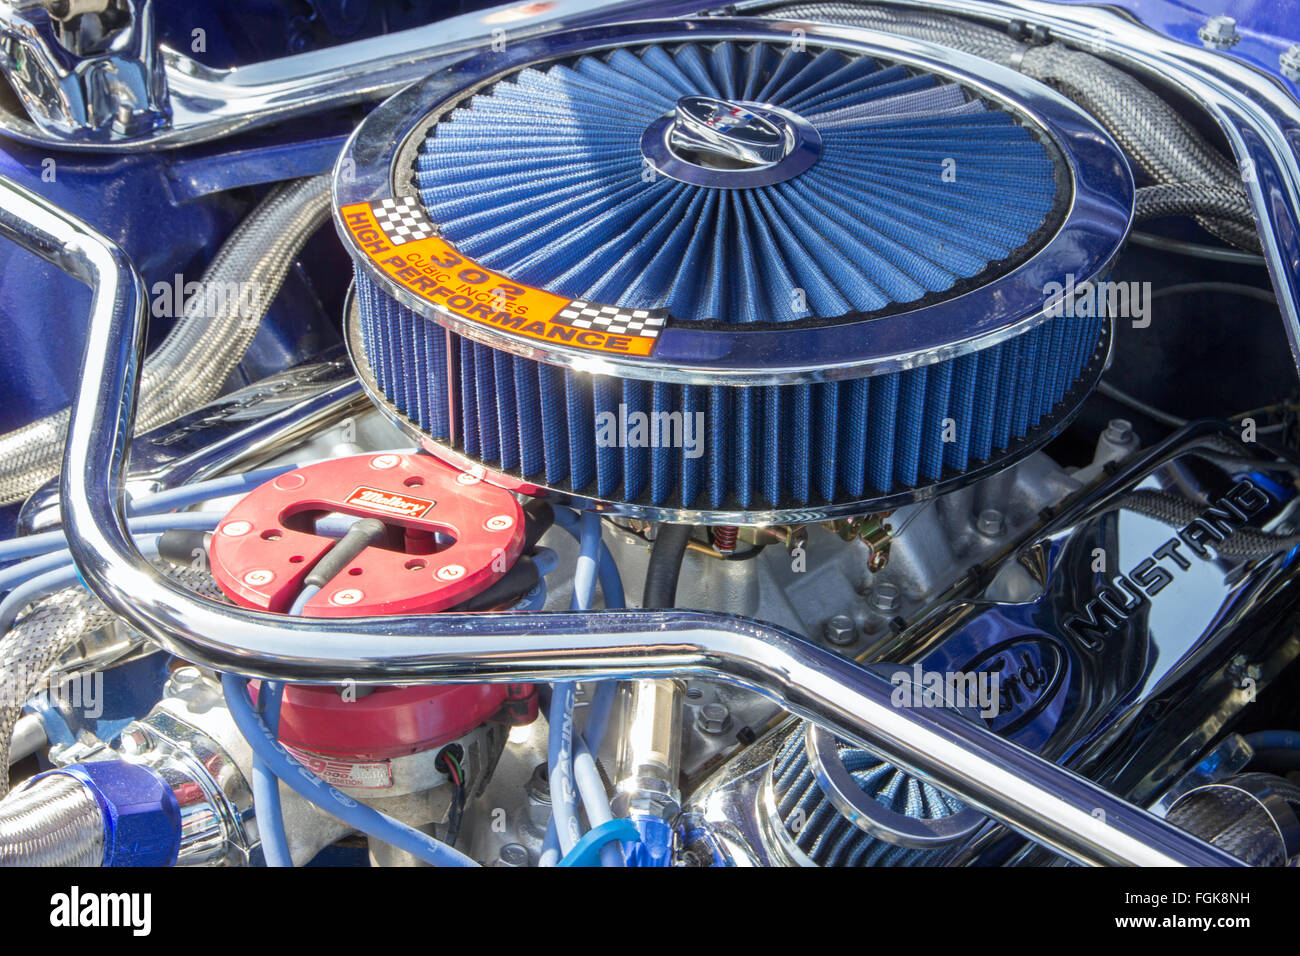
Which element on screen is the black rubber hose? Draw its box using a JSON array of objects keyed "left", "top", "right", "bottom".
[
  {"left": 1248, "top": 749, "right": 1300, "bottom": 774},
  {"left": 641, "top": 524, "right": 692, "bottom": 609},
  {"left": 303, "top": 518, "right": 387, "bottom": 589},
  {"left": 157, "top": 529, "right": 213, "bottom": 569}
]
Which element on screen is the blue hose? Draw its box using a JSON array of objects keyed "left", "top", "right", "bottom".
[
  {"left": 547, "top": 681, "right": 582, "bottom": 857},
  {"left": 1243, "top": 730, "right": 1300, "bottom": 751},
  {"left": 584, "top": 681, "right": 618, "bottom": 755},
  {"left": 551, "top": 506, "right": 623, "bottom": 840},
  {"left": 0, "top": 511, "right": 226, "bottom": 570},
  {"left": 572, "top": 511, "right": 602, "bottom": 613},
  {"left": 0, "top": 448, "right": 420, "bottom": 565},
  {"left": 552, "top": 506, "right": 625, "bottom": 608},
  {"left": 220, "top": 673, "right": 478, "bottom": 867},
  {"left": 1242, "top": 730, "right": 1300, "bottom": 773},
  {"left": 543, "top": 511, "right": 607, "bottom": 864},
  {"left": 0, "top": 536, "right": 168, "bottom": 633},
  {"left": 530, "top": 546, "right": 559, "bottom": 578},
  {"left": 558, "top": 819, "right": 639, "bottom": 868},
  {"left": 129, "top": 449, "right": 416, "bottom": 517},
  {"left": 0, "top": 547, "right": 93, "bottom": 596},
  {"left": 573, "top": 734, "right": 623, "bottom": 867},
  {"left": 252, "top": 680, "right": 293, "bottom": 868},
  {"left": 287, "top": 584, "right": 322, "bottom": 617},
  {"left": 539, "top": 818, "right": 561, "bottom": 867},
  {"left": 251, "top": 584, "right": 319, "bottom": 867},
  {"left": 128, "top": 465, "right": 297, "bottom": 517}
]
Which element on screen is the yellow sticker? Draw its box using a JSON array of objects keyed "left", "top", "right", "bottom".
[{"left": 341, "top": 202, "right": 661, "bottom": 357}]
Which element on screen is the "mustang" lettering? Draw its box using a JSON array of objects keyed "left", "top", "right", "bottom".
[{"left": 1064, "top": 479, "right": 1272, "bottom": 650}]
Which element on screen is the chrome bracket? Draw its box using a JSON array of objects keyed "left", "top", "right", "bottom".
[{"left": 0, "top": 0, "right": 169, "bottom": 139}]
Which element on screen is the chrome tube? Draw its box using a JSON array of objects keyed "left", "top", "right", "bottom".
[
  {"left": 612, "top": 680, "right": 686, "bottom": 825},
  {"left": 0, "top": 176, "right": 1241, "bottom": 868}
]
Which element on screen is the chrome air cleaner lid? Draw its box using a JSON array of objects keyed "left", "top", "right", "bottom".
[{"left": 333, "top": 17, "right": 1132, "bottom": 386}]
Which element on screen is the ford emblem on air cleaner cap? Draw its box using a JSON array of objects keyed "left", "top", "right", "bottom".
[{"left": 640, "top": 94, "right": 823, "bottom": 188}]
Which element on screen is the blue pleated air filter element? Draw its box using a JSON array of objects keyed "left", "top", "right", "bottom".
[
  {"left": 351, "top": 39, "right": 1108, "bottom": 515},
  {"left": 769, "top": 725, "right": 970, "bottom": 867}
]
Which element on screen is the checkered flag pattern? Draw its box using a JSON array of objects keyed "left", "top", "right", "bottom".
[
  {"left": 557, "top": 301, "right": 667, "bottom": 339},
  {"left": 371, "top": 197, "right": 438, "bottom": 245}
]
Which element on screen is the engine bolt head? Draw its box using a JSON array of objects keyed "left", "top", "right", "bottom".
[
  {"left": 824, "top": 614, "right": 857, "bottom": 646},
  {"left": 871, "top": 582, "right": 901, "bottom": 613},
  {"left": 1103, "top": 418, "right": 1136, "bottom": 447},
  {"left": 164, "top": 665, "right": 204, "bottom": 698},
  {"left": 1282, "top": 44, "right": 1300, "bottom": 82},
  {"left": 697, "top": 702, "right": 732, "bottom": 735},
  {"left": 976, "top": 508, "right": 1006, "bottom": 537},
  {"left": 119, "top": 727, "right": 152, "bottom": 756},
  {"left": 497, "top": 843, "right": 530, "bottom": 867},
  {"left": 1198, "top": 15, "right": 1240, "bottom": 48},
  {"left": 526, "top": 762, "right": 551, "bottom": 802}
]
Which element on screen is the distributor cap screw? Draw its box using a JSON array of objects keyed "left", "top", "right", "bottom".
[
  {"left": 697, "top": 702, "right": 732, "bottom": 735},
  {"left": 1198, "top": 15, "right": 1241, "bottom": 49},
  {"left": 824, "top": 614, "right": 857, "bottom": 646},
  {"left": 1282, "top": 44, "right": 1300, "bottom": 82}
]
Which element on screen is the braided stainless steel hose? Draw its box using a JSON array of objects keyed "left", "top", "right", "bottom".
[
  {"left": 0, "top": 566, "right": 225, "bottom": 799},
  {"left": 0, "top": 773, "right": 103, "bottom": 867},
  {"left": 0, "top": 175, "right": 330, "bottom": 506}
]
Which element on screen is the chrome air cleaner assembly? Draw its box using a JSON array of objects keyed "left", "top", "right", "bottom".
[{"left": 334, "top": 18, "right": 1133, "bottom": 522}]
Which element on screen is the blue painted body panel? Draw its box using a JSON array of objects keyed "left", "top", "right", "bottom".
[{"left": 1058, "top": 0, "right": 1300, "bottom": 91}]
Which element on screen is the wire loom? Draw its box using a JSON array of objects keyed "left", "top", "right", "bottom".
[{"left": 353, "top": 40, "right": 1108, "bottom": 511}]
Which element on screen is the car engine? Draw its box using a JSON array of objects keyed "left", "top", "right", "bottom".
[{"left": 1, "top": 0, "right": 1299, "bottom": 878}]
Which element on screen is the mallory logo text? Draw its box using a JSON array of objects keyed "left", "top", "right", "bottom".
[{"left": 344, "top": 486, "right": 434, "bottom": 518}]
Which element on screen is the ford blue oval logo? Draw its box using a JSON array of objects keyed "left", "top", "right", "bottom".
[
  {"left": 670, "top": 96, "right": 790, "bottom": 167},
  {"left": 962, "top": 637, "right": 1065, "bottom": 736}
]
